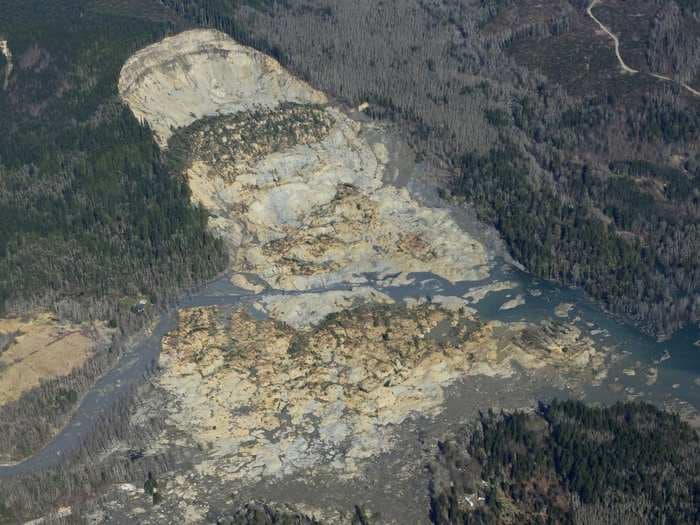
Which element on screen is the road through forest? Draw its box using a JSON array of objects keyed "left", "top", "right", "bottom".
[{"left": 586, "top": 0, "right": 700, "bottom": 97}]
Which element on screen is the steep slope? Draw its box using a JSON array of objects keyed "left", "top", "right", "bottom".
[
  {"left": 118, "top": 29, "right": 327, "bottom": 147},
  {"left": 120, "top": 29, "right": 490, "bottom": 290},
  {"left": 158, "top": 0, "right": 700, "bottom": 338}
]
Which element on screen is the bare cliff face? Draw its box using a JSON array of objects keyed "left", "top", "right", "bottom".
[{"left": 118, "top": 29, "right": 327, "bottom": 147}]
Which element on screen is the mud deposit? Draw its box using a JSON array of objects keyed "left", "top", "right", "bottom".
[
  {"left": 158, "top": 299, "right": 601, "bottom": 478},
  {"left": 82, "top": 29, "right": 609, "bottom": 523}
]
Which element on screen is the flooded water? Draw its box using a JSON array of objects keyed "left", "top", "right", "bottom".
[
  {"left": 375, "top": 125, "right": 700, "bottom": 420},
  {"left": 400, "top": 263, "right": 700, "bottom": 419}
]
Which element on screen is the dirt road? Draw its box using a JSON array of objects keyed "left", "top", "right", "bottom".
[
  {"left": 586, "top": 0, "right": 700, "bottom": 97},
  {"left": 586, "top": 0, "right": 638, "bottom": 74}
]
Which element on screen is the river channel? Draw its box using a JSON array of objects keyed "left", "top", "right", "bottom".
[{"left": 1, "top": 257, "right": 698, "bottom": 479}]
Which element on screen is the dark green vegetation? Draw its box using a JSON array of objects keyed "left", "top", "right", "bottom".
[
  {"left": 214, "top": 501, "right": 322, "bottom": 525},
  {"left": 162, "top": 0, "right": 700, "bottom": 336},
  {"left": 429, "top": 401, "right": 700, "bottom": 524},
  {"left": 0, "top": 0, "right": 226, "bottom": 478},
  {"left": 144, "top": 471, "right": 163, "bottom": 505},
  {"left": 166, "top": 103, "right": 332, "bottom": 178},
  {"left": 0, "top": 0, "right": 226, "bottom": 322}
]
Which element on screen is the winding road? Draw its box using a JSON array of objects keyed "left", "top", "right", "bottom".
[
  {"left": 586, "top": 0, "right": 638, "bottom": 74},
  {"left": 586, "top": 0, "right": 700, "bottom": 97}
]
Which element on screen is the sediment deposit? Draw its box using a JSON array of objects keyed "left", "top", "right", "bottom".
[
  {"left": 157, "top": 301, "right": 604, "bottom": 485},
  {"left": 463, "top": 281, "right": 518, "bottom": 304}
]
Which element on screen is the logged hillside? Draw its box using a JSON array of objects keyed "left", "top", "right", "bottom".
[
  {"left": 161, "top": 0, "right": 700, "bottom": 337},
  {"left": 0, "top": 0, "right": 226, "bottom": 323}
]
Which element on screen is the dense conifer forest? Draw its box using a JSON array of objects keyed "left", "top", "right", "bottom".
[
  {"left": 0, "top": 0, "right": 226, "bottom": 322},
  {"left": 429, "top": 401, "right": 700, "bottom": 524}
]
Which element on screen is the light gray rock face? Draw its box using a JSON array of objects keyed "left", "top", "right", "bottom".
[
  {"left": 0, "top": 40, "right": 12, "bottom": 90},
  {"left": 119, "top": 29, "right": 490, "bottom": 289},
  {"left": 184, "top": 108, "right": 490, "bottom": 289},
  {"left": 118, "top": 29, "right": 326, "bottom": 146}
]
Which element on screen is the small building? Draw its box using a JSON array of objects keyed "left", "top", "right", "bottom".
[{"left": 133, "top": 298, "right": 148, "bottom": 314}]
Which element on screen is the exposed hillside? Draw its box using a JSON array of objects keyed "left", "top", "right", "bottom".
[
  {"left": 0, "top": 14, "right": 698, "bottom": 525},
  {"left": 118, "top": 28, "right": 327, "bottom": 147},
  {"left": 119, "top": 29, "right": 490, "bottom": 292},
  {"left": 0, "top": 3, "right": 698, "bottom": 524},
  {"left": 160, "top": 0, "right": 700, "bottom": 337}
]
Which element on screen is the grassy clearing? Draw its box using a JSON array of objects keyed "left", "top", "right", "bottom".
[{"left": 0, "top": 314, "right": 109, "bottom": 406}]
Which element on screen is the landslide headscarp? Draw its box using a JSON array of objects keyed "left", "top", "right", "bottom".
[{"left": 118, "top": 29, "right": 326, "bottom": 147}]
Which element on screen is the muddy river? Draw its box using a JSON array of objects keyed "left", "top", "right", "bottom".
[{"left": 1, "top": 256, "right": 698, "bottom": 480}]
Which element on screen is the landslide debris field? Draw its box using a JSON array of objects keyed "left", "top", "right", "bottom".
[
  {"left": 2, "top": 1, "right": 700, "bottom": 523},
  {"left": 56, "top": 28, "right": 612, "bottom": 523},
  {"left": 200, "top": 0, "right": 700, "bottom": 339},
  {"left": 7, "top": 27, "right": 694, "bottom": 525},
  {"left": 121, "top": 29, "right": 489, "bottom": 292}
]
